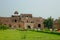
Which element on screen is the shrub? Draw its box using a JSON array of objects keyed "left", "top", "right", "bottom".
[{"left": 0, "top": 25, "right": 9, "bottom": 30}]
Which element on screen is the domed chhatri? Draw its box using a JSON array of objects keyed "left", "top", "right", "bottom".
[{"left": 14, "top": 11, "right": 19, "bottom": 14}]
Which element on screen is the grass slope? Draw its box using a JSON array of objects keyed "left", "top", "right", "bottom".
[{"left": 0, "top": 29, "right": 60, "bottom": 40}]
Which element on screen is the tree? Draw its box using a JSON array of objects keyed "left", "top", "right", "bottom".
[
  {"left": 43, "top": 19, "right": 48, "bottom": 28},
  {"left": 58, "top": 17, "right": 60, "bottom": 29},
  {"left": 43, "top": 16, "right": 54, "bottom": 29},
  {"left": 48, "top": 16, "right": 54, "bottom": 29}
]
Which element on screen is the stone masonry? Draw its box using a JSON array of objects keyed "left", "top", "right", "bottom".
[{"left": 0, "top": 11, "right": 44, "bottom": 30}]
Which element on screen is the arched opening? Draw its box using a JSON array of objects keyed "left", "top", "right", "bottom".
[
  {"left": 38, "top": 24, "right": 41, "bottom": 28},
  {"left": 15, "top": 19, "right": 17, "bottom": 22},
  {"left": 27, "top": 25, "right": 31, "bottom": 29}
]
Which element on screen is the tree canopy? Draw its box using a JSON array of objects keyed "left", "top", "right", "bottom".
[{"left": 43, "top": 16, "right": 54, "bottom": 29}]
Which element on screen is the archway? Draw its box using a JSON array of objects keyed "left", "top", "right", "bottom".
[
  {"left": 27, "top": 25, "right": 31, "bottom": 29},
  {"left": 15, "top": 19, "right": 17, "bottom": 22},
  {"left": 38, "top": 24, "right": 41, "bottom": 28}
]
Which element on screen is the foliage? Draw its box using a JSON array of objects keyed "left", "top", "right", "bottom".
[
  {"left": 0, "top": 25, "right": 9, "bottom": 30},
  {"left": 43, "top": 16, "right": 54, "bottom": 29},
  {"left": 58, "top": 18, "right": 60, "bottom": 29},
  {"left": 43, "top": 19, "right": 48, "bottom": 28}
]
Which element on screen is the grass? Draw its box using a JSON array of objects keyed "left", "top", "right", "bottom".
[{"left": 0, "top": 29, "right": 60, "bottom": 40}]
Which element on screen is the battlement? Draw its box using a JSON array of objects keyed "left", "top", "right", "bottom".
[{"left": 20, "top": 14, "right": 32, "bottom": 18}]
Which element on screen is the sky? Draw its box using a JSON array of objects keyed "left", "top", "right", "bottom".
[{"left": 0, "top": 0, "right": 60, "bottom": 19}]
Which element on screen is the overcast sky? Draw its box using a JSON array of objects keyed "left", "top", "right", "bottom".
[{"left": 0, "top": 0, "right": 60, "bottom": 19}]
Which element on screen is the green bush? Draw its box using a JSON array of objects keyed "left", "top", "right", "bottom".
[{"left": 0, "top": 25, "right": 9, "bottom": 30}]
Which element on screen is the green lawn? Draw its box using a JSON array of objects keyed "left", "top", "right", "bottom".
[{"left": 0, "top": 29, "right": 60, "bottom": 40}]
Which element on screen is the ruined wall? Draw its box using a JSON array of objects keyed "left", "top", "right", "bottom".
[
  {"left": 0, "top": 13, "right": 44, "bottom": 30},
  {"left": 53, "top": 19, "right": 59, "bottom": 29}
]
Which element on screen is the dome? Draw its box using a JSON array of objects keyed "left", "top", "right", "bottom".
[{"left": 14, "top": 11, "right": 18, "bottom": 14}]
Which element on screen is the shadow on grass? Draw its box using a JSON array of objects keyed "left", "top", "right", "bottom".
[
  {"left": 17, "top": 29, "right": 60, "bottom": 36},
  {"left": 35, "top": 31, "right": 60, "bottom": 35}
]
